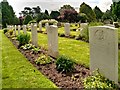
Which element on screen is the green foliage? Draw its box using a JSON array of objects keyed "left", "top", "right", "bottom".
[
  {"left": 59, "top": 4, "right": 75, "bottom": 12},
  {"left": 112, "top": 1, "right": 120, "bottom": 20},
  {"left": 1, "top": 1, "right": 17, "bottom": 28},
  {"left": 89, "top": 22, "right": 104, "bottom": 26},
  {"left": 20, "top": 44, "right": 35, "bottom": 50},
  {"left": 23, "top": 15, "right": 33, "bottom": 25},
  {"left": 56, "top": 55, "right": 74, "bottom": 73},
  {"left": 50, "top": 11, "right": 60, "bottom": 20},
  {"left": 17, "top": 33, "right": 30, "bottom": 46},
  {"left": 93, "top": 6, "right": 103, "bottom": 20},
  {"left": 80, "top": 2, "right": 96, "bottom": 22},
  {"left": 8, "top": 30, "right": 13, "bottom": 35},
  {"left": 3, "top": 28, "right": 8, "bottom": 34},
  {"left": 45, "top": 9, "right": 49, "bottom": 16},
  {"left": 77, "top": 13, "right": 88, "bottom": 23},
  {"left": 35, "top": 54, "right": 52, "bottom": 65},
  {"left": 32, "top": 47, "right": 40, "bottom": 54},
  {"left": 83, "top": 69, "right": 119, "bottom": 89},
  {"left": 102, "top": 10, "right": 113, "bottom": 21}
]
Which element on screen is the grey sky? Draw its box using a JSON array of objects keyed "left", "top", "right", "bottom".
[{"left": 1, "top": 0, "right": 113, "bottom": 17}]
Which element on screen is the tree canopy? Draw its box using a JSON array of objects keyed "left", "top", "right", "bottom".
[
  {"left": 1, "top": 0, "right": 19, "bottom": 28},
  {"left": 80, "top": 2, "right": 96, "bottom": 22},
  {"left": 94, "top": 6, "right": 103, "bottom": 20}
]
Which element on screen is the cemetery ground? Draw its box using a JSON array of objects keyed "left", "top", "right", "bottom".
[{"left": 1, "top": 25, "right": 120, "bottom": 88}]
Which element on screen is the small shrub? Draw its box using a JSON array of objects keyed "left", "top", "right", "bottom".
[
  {"left": 32, "top": 47, "right": 41, "bottom": 54},
  {"left": 114, "top": 22, "right": 120, "bottom": 28},
  {"left": 35, "top": 54, "right": 52, "bottom": 65},
  {"left": 56, "top": 55, "right": 74, "bottom": 73},
  {"left": 17, "top": 33, "right": 30, "bottom": 46},
  {"left": 83, "top": 69, "right": 119, "bottom": 89},
  {"left": 9, "top": 30, "right": 13, "bottom": 35},
  {"left": 20, "top": 44, "right": 35, "bottom": 50},
  {"left": 59, "top": 33, "right": 65, "bottom": 37},
  {"left": 23, "top": 15, "right": 33, "bottom": 25},
  {"left": 3, "top": 28, "right": 8, "bottom": 34}
]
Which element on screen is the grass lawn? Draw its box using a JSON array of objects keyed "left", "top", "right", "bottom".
[{"left": 1, "top": 31, "right": 57, "bottom": 88}]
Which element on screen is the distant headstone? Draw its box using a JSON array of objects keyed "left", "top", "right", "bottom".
[
  {"left": 45, "top": 23, "right": 49, "bottom": 33},
  {"left": 80, "top": 23, "right": 89, "bottom": 39},
  {"left": 47, "top": 25, "right": 59, "bottom": 58},
  {"left": 23, "top": 25, "right": 27, "bottom": 34},
  {"left": 39, "top": 22, "right": 42, "bottom": 31},
  {"left": 14, "top": 25, "right": 16, "bottom": 36},
  {"left": 18, "top": 25, "right": 21, "bottom": 35},
  {"left": 31, "top": 24, "right": 38, "bottom": 46},
  {"left": 64, "top": 23, "right": 70, "bottom": 36},
  {"left": 89, "top": 26, "right": 118, "bottom": 84}
]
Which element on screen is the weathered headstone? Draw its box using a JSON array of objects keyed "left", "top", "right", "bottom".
[
  {"left": 80, "top": 23, "right": 89, "bottom": 39},
  {"left": 45, "top": 23, "right": 49, "bottom": 33},
  {"left": 18, "top": 25, "right": 21, "bottom": 35},
  {"left": 39, "top": 22, "right": 42, "bottom": 31},
  {"left": 31, "top": 24, "right": 38, "bottom": 46},
  {"left": 89, "top": 26, "right": 118, "bottom": 83},
  {"left": 47, "top": 25, "right": 59, "bottom": 58},
  {"left": 14, "top": 25, "right": 16, "bottom": 36},
  {"left": 23, "top": 25, "right": 27, "bottom": 34},
  {"left": 64, "top": 23, "right": 70, "bottom": 36}
]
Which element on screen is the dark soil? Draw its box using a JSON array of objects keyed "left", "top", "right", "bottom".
[{"left": 5, "top": 35, "right": 91, "bottom": 89}]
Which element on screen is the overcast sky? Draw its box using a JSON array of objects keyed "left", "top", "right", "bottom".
[{"left": 1, "top": 0, "right": 113, "bottom": 17}]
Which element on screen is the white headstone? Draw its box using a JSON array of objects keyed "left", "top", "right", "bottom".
[
  {"left": 45, "top": 23, "right": 49, "bottom": 33},
  {"left": 14, "top": 25, "right": 16, "bottom": 36},
  {"left": 18, "top": 25, "right": 21, "bottom": 35},
  {"left": 80, "top": 23, "right": 89, "bottom": 39},
  {"left": 39, "top": 22, "right": 42, "bottom": 31},
  {"left": 89, "top": 26, "right": 118, "bottom": 83},
  {"left": 47, "top": 25, "right": 59, "bottom": 58},
  {"left": 31, "top": 24, "right": 38, "bottom": 46},
  {"left": 23, "top": 25, "right": 27, "bottom": 34},
  {"left": 64, "top": 23, "right": 70, "bottom": 36}
]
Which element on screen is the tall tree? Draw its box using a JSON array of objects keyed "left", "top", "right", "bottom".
[
  {"left": 94, "top": 6, "right": 103, "bottom": 20},
  {"left": 50, "top": 11, "right": 60, "bottom": 20},
  {"left": 45, "top": 9, "right": 49, "bottom": 16},
  {"left": 112, "top": 1, "right": 120, "bottom": 21},
  {"left": 80, "top": 2, "right": 96, "bottom": 22},
  {"left": 1, "top": 0, "right": 17, "bottom": 28}
]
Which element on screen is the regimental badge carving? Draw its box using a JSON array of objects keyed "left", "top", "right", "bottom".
[{"left": 95, "top": 30, "right": 105, "bottom": 40}]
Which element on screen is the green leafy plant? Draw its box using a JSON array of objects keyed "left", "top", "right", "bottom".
[
  {"left": 9, "top": 30, "right": 13, "bottom": 35},
  {"left": 17, "top": 33, "right": 30, "bottom": 47},
  {"left": 3, "top": 28, "right": 8, "bottom": 34},
  {"left": 56, "top": 55, "right": 74, "bottom": 73},
  {"left": 35, "top": 54, "right": 52, "bottom": 65},
  {"left": 20, "top": 44, "right": 35, "bottom": 50},
  {"left": 83, "top": 69, "right": 119, "bottom": 89},
  {"left": 32, "top": 47, "right": 40, "bottom": 54}
]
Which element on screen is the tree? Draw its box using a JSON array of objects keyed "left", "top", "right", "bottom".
[
  {"left": 58, "top": 9, "right": 78, "bottom": 23},
  {"left": 23, "top": 15, "right": 33, "bottom": 25},
  {"left": 94, "top": 6, "right": 103, "bottom": 20},
  {"left": 59, "top": 4, "right": 75, "bottom": 14},
  {"left": 80, "top": 2, "right": 96, "bottom": 22},
  {"left": 76, "top": 13, "right": 88, "bottom": 23},
  {"left": 102, "top": 10, "right": 113, "bottom": 21},
  {"left": 1, "top": 0, "right": 17, "bottom": 28},
  {"left": 50, "top": 11, "right": 60, "bottom": 20},
  {"left": 45, "top": 9, "right": 49, "bottom": 16},
  {"left": 112, "top": 1, "right": 120, "bottom": 21}
]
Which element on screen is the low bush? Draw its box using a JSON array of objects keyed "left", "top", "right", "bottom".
[
  {"left": 83, "top": 69, "right": 119, "bottom": 89},
  {"left": 56, "top": 55, "right": 74, "bottom": 73},
  {"left": 89, "top": 22, "right": 104, "bottom": 26},
  {"left": 3, "top": 28, "right": 8, "bottom": 34},
  {"left": 35, "top": 54, "right": 52, "bottom": 65},
  {"left": 17, "top": 33, "right": 30, "bottom": 46},
  {"left": 32, "top": 47, "right": 41, "bottom": 54},
  {"left": 20, "top": 44, "right": 35, "bottom": 50},
  {"left": 59, "top": 33, "right": 65, "bottom": 37},
  {"left": 9, "top": 30, "right": 13, "bottom": 36}
]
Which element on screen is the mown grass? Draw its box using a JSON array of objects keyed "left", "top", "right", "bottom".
[{"left": 1, "top": 31, "right": 57, "bottom": 88}]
